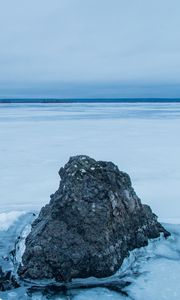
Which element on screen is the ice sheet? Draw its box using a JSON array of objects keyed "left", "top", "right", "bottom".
[
  {"left": 0, "top": 103, "right": 180, "bottom": 221},
  {"left": 124, "top": 224, "right": 180, "bottom": 300},
  {"left": 0, "top": 102, "right": 180, "bottom": 299}
]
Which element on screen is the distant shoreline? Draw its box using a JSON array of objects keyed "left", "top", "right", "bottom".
[{"left": 1, "top": 98, "right": 180, "bottom": 103}]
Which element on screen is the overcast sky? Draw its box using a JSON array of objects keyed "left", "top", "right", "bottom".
[{"left": 0, "top": 0, "right": 180, "bottom": 98}]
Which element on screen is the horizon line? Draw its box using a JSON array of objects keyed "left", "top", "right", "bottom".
[{"left": 1, "top": 98, "right": 180, "bottom": 103}]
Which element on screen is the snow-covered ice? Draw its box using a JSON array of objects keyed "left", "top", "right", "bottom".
[
  {"left": 124, "top": 224, "right": 180, "bottom": 300},
  {"left": 0, "top": 102, "right": 180, "bottom": 221},
  {"left": 0, "top": 211, "right": 25, "bottom": 231},
  {"left": 0, "top": 102, "right": 180, "bottom": 299}
]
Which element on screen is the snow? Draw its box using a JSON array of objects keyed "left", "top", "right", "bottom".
[
  {"left": 72, "top": 288, "right": 126, "bottom": 300},
  {"left": 0, "top": 211, "right": 25, "bottom": 231},
  {"left": 123, "top": 224, "right": 180, "bottom": 300},
  {"left": 0, "top": 102, "right": 180, "bottom": 221},
  {"left": 6, "top": 292, "right": 17, "bottom": 299},
  {"left": 0, "top": 102, "right": 180, "bottom": 299},
  {"left": 128, "top": 259, "right": 180, "bottom": 300},
  {"left": 160, "top": 218, "right": 180, "bottom": 224}
]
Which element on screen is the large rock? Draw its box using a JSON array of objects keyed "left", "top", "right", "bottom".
[{"left": 18, "top": 155, "right": 170, "bottom": 281}]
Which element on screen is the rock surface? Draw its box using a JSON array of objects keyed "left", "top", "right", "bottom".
[
  {"left": 18, "top": 155, "right": 170, "bottom": 281},
  {"left": 0, "top": 267, "right": 20, "bottom": 291}
]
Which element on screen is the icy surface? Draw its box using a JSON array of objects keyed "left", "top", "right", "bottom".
[
  {"left": 0, "top": 103, "right": 180, "bottom": 299},
  {"left": 72, "top": 288, "right": 126, "bottom": 300},
  {"left": 0, "top": 216, "right": 179, "bottom": 299},
  {"left": 0, "top": 103, "right": 180, "bottom": 221},
  {"left": 0, "top": 211, "right": 25, "bottom": 231},
  {"left": 121, "top": 224, "right": 180, "bottom": 300}
]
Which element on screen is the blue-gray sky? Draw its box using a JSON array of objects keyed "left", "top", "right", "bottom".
[{"left": 0, "top": 0, "right": 180, "bottom": 98}]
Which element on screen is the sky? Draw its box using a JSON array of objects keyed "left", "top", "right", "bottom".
[{"left": 0, "top": 0, "right": 180, "bottom": 98}]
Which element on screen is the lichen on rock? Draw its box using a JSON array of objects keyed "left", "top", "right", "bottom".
[{"left": 18, "top": 155, "right": 170, "bottom": 281}]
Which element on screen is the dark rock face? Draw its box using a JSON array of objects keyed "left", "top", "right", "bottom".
[
  {"left": 18, "top": 155, "right": 170, "bottom": 281},
  {"left": 0, "top": 267, "right": 20, "bottom": 291}
]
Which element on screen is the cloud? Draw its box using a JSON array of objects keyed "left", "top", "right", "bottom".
[{"left": 0, "top": 0, "right": 180, "bottom": 96}]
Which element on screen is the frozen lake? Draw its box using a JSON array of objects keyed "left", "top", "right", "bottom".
[
  {"left": 0, "top": 102, "right": 180, "bottom": 221},
  {"left": 0, "top": 102, "right": 180, "bottom": 299}
]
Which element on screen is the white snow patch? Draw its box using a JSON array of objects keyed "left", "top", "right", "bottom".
[
  {"left": 160, "top": 218, "right": 180, "bottom": 224},
  {"left": 73, "top": 288, "right": 126, "bottom": 300},
  {"left": 1, "top": 103, "right": 180, "bottom": 219},
  {"left": 15, "top": 223, "right": 32, "bottom": 264},
  {"left": 121, "top": 224, "right": 180, "bottom": 300},
  {"left": 0, "top": 211, "right": 25, "bottom": 231},
  {"left": 127, "top": 259, "right": 180, "bottom": 300}
]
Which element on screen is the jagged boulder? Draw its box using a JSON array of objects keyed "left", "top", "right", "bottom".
[{"left": 18, "top": 155, "right": 170, "bottom": 281}]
